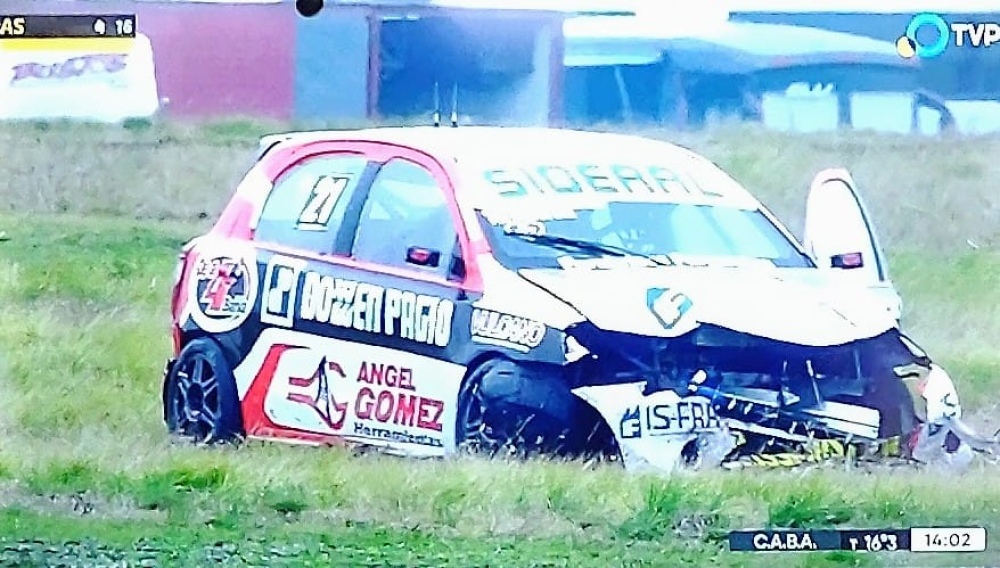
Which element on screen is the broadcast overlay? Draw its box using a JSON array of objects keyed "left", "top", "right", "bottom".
[
  {"left": 0, "top": 14, "right": 136, "bottom": 51},
  {"left": 729, "top": 527, "right": 987, "bottom": 553}
]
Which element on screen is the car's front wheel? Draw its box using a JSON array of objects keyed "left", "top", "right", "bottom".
[
  {"left": 454, "top": 357, "right": 614, "bottom": 460},
  {"left": 163, "top": 337, "right": 243, "bottom": 445}
]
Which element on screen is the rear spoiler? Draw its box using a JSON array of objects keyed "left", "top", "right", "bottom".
[
  {"left": 255, "top": 130, "right": 358, "bottom": 162},
  {"left": 255, "top": 133, "right": 297, "bottom": 162}
]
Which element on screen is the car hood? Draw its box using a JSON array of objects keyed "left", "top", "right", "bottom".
[{"left": 517, "top": 262, "right": 898, "bottom": 346}]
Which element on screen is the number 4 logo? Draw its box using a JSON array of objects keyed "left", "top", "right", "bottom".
[{"left": 297, "top": 175, "right": 350, "bottom": 230}]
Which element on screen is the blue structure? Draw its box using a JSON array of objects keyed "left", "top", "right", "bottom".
[
  {"left": 292, "top": 0, "right": 632, "bottom": 124},
  {"left": 729, "top": 8, "right": 1000, "bottom": 100},
  {"left": 295, "top": 4, "right": 373, "bottom": 121},
  {"left": 563, "top": 13, "right": 921, "bottom": 129}
]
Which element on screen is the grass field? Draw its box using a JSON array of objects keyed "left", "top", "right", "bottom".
[{"left": 2, "top": 119, "right": 1000, "bottom": 567}]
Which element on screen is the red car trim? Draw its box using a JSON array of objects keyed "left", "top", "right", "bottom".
[{"left": 227, "top": 138, "right": 487, "bottom": 293}]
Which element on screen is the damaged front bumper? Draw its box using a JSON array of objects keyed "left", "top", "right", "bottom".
[
  {"left": 565, "top": 324, "right": 998, "bottom": 473},
  {"left": 572, "top": 381, "right": 739, "bottom": 474}
]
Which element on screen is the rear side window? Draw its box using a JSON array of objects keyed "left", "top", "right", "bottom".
[{"left": 255, "top": 154, "right": 369, "bottom": 254}]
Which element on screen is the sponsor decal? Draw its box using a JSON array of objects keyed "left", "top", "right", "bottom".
[
  {"left": 257, "top": 344, "right": 355, "bottom": 435},
  {"left": 286, "top": 355, "right": 350, "bottom": 431},
  {"left": 186, "top": 247, "right": 258, "bottom": 334},
  {"left": 256, "top": 343, "right": 445, "bottom": 447},
  {"left": 646, "top": 287, "right": 693, "bottom": 330},
  {"left": 261, "top": 255, "right": 306, "bottom": 328},
  {"left": 261, "top": 255, "right": 454, "bottom": 347},
  {"left": 741, "top": 439, "right": 847, "bottom": 469},
  {"left": 296, "top": 175, "right": 351, "bottom": 230},
  {"left": 483, "top": 163, "right": 738, "bottom": 206},
  {"left": 619, "top": 393, "right": 720, "bottom": 439},
  {"left": 354, "top": 361, "right": 445, "bottom": 435},
  {"left": 11, "top": 54, "right": 127, "bottom": 85},
  {"left": 479, "top": 201, "right": 578, "bottom": 227},
  {"left": 352, "top": 424, "right": 442, "bottom": 447},
  {"left": 469, "top": 308, "right": 546, "bottom": 352},
  {"left": 556, "top": 255, "right": 662, "bottom": 270},
  {"left": 574, "top": 382, "right": 733, "bottom": 473}
]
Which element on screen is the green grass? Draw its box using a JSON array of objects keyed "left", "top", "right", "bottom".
[
  {"left": 0, "top": 508, "right": 889, "bottom": 568},
  {"left": 2, "top": 121, "right": 1000, "bottom": 566}
]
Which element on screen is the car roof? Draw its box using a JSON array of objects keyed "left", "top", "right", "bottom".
[
  {"left": 261, "top": 126, "right": 695, "bottom": 163},
  {"left": 258, "top": 126, "right": 762, "bottom": 208}
]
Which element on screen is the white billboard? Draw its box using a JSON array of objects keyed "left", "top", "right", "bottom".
[{"left": 0, "top": 34, "right": 160, "bottom": 122}]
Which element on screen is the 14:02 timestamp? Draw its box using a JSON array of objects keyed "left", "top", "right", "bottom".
[{"left": 911, "top": 527, "right": 987, "bottom": 552}]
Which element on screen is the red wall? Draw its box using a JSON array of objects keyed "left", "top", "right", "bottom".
[
  {"left": 138, "top": 3, "right": 296, "bottom": 118},
  {"left": 7, "top": 1, "right": 296, "bottom": 118}
]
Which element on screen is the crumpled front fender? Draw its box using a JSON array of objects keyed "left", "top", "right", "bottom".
[{"left": 905, "top": 363, "right": 1000, "bottom": 464}]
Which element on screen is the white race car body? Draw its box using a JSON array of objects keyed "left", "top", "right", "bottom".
[
  {"left": 440, "top": 127, "right": 962, "bottom": 471},
  {"left": 169, "top": 126, "right": 984, "bottom": 475}
]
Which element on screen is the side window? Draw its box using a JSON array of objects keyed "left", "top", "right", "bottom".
[
  {"left": 352, "top": 159, "right": 459, "bottom": 277},
  {"left": 255, "top": 154, "right": 369, "bottom": 254}
]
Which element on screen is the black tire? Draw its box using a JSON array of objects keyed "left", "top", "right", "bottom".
[
  {"left": 163, "top": 337, "right": 244, "bottom": 445},
  {"left": 455, "top": 357, "right": 615, "bottom": 460}
]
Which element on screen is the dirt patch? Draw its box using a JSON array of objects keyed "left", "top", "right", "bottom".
[
  {"left": 0, "top": 538, "right": 321, "bottom": 568},
  {"left": 0, "top": 482, "right": 165, "bottom": 523},
  {"left": 966, "top": 405, "right": 1000, "bottom": 437}
]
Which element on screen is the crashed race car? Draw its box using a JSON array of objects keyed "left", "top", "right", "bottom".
[{"left": 163, "top": 125, "right": 995, "bottom": 474}]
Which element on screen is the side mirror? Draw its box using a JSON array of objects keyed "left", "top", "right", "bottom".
[
  {"left": 830, "top": 252, "right": 864, "bottom": 269},
  {"left": 405, "top": 246, "right": 441, "bottom": 268},
  {"left": 448, "top": 255, "right": 466, "bottom": 281}
]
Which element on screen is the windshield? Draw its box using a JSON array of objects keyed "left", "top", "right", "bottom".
[{"left": 467, "top": 158, "right": 814, "bottom": 269}]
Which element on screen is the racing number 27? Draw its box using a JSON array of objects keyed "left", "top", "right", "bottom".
[{"left": 298, "top": 176, "right": 350, "bottom": 229}]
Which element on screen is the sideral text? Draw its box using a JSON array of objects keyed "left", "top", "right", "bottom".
[{"left": 483, "top": 163, "right": 730, "bottom": 204}]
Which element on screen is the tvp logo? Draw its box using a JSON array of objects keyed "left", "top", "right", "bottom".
[{"left": 897, "top": 13, "right": 1000, "bottom": 59}]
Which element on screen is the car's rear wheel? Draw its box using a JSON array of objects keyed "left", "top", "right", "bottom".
[
  {"left": 455, "top": 358, "right": 613, "bottom": 460},
  {"left": 163, "top": 338, "right": 243, "bottom": 445}
]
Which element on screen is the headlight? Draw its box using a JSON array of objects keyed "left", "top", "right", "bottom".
[
  {"left": 921, "top": 363, "right": 962, "bottom": 424},
  {"left": 887, "top": 292, "right": 902, "bottom": 323}
]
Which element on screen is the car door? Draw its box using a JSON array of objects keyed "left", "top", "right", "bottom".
[
  {"left": 243, "top": 142, "right": 475, "bottom": 455},
  {"left": 238, "top": 144, "right": 379, "bottom": 443},
  {"left": 333, "top": 149, "right": 476, "bottom": 455},
  {"left": 801, "top": 168, "right": 902, "bottom": 322}
]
